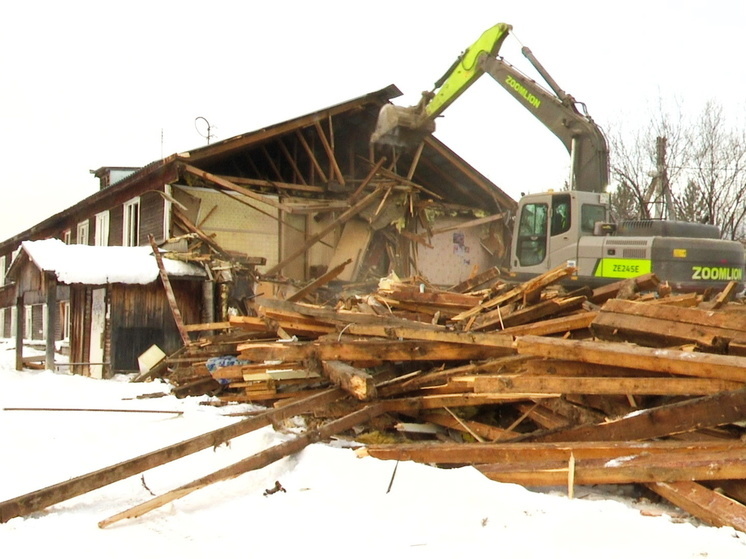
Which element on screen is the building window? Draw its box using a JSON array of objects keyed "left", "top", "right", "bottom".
[
  {"left": 123, "top": 198, "right": 141, "bottom": 247},
  {"left": 25, "top": 306, "right": 33, "bottom": 339},
  {"left": 0, "top": 255, "right": 5, "bottom": 286},
  {"left": 60, "top": 301, "right": 71, "bottom": 341},
  {"left": 62, "top": 230, "right": 72, "bottom": 244},
  {"left": 77, "top": 220, "right": 90, "bottom": 245},
  {"left": 95, "top": 211, "right": 110, "bottom": 246}
]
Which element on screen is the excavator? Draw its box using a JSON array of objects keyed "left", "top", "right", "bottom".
[{"left": 372, "top": 23, "right": 744, "bottom": 292}]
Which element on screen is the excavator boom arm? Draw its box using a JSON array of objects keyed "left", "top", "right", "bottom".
[
  {"left": 372, "top": 22, "right": 609, "bottom": 193},
  {"left": 478, "top": 55, "right": 609, "bottom": 193},
  {"left": 422, "top": 23, "right": 512, "bottom": 121}
]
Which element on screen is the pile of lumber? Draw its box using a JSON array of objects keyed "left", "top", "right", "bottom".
[
  {"left": 150, "top": 265, "right": 746, "bottom": 532},
  {"left": 7, "top": 265, "right": 746, "bottom": 530}
]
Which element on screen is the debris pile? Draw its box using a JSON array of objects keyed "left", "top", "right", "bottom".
[
  {"left": 152, "top": 265, "right": 746, "bottom": 532},
  {"left": 4, "top": 266, "right": 746, "bottom": 532}
]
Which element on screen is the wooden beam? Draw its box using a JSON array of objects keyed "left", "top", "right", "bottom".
[
  {"left": 515, "top": 335, "right": 746, "bottom": 382},
  {"left": 295, "top": 129, "right": 328, "bottom": 183},
  {"left": 360, "top": 440, "right": 746, "bottom": 465},
  {"left": 647, "top": 481, "right": 746, "bottom": 531},
  {"left": 477, "top": 448, "right": 746, "bottom": 486},
  {"left": 286, "top": 258, "right": 352, "bottom": 302},
  {"left": 181, "top": 163, "right": 289, "bottom": 212},
  {"left": 262, "top": 185, "right": 385, "bottom": 276},
  {"left": 44, "top": 272, "right": 57, "bottom": 370},
  {"left": 473, "top": 295, "right": 586, "bottom": 331},
  {"left": 0, "top": 388, "right": 346, "bottom": 523},
  {"left": 149, "top": 235, "right": 190, "bottom": 347},
  {"left": 344, "top": 324, "right": 515, "bottom": 350},
  {"left": 322, "top": 360, "right": 376, "bottom": 401},
  {"left": 313, "top": 120, "right": 345, "bottom": 186},
  {"left": 528, "top": 386, "right": 746, "bottom": 443},
  {"left": 469, "top": 375, "right": 742, "bottom": 396},
  {"left": 237, "top": 339, "right": 515, "bottom": 363},
  {"left": 591, "top": 311, "right": 740, "bottom": 351},
  {"left": 498, "top": 312, "right": 596, "bottom": 337},
  {"left": 450, "top": 266, "right": 502, "bottom": 293},
  {"left": 601, "top": 298, "right": 746, "bottom": 332},
  {"left": 216, "top": 174, "right": 321, "bottom": 194},
  {"left": 99, "top": 402, "right": 385, "bottom": 528}
]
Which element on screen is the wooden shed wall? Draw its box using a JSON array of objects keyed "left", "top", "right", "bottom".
[{"left": 108, "top": 280, "right": 202, "bottom": 372}]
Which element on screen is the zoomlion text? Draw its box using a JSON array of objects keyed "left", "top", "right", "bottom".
[
  {"left": 505, "top": 75, "right": 541, "bottom": 109},
  {"left": 691, "top": 266, "right": 743, "bottom": 281}
]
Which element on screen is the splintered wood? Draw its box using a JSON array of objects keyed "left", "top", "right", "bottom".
[
  {"left": 8, "top": 267, "right": 746, "bottom": 531},
  {"left": 151, "top": 269, "right": 746, "bottom": 531}
]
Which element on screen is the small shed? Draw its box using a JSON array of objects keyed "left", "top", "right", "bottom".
[{"left": 7, "top": 239, "right": 206, "bottom": 377}]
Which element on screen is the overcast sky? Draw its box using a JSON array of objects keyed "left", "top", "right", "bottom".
[{"left": 1, "top": 0, "right": 744, "bottom": 241}]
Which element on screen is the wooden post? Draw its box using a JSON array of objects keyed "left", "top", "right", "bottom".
[
  {"left": 45, "top": 272, "right": 57, "bottom": 370},
  {"left": 15, "top": 294, "right": 23, "bottom": 371},
  {"left": 148, "top": 235, "right": 190, "bottom": 346}
]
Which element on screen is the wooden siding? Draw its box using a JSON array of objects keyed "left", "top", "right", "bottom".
[
  {"left": 108, "top": 280, "right": 202, "bottom": 372},
  {"left": 70, "top": 285, "right": 91, "bottom": 376},
  {"left": 139, "top": 190, "right": 165, "bottom": 244},
  {"left": 109, "top": 205, "right": 123, "bottom": 246}
]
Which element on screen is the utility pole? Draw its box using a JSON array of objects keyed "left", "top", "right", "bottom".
[{"left": 656, "top": 137, "right": 675, "bottom": 221}]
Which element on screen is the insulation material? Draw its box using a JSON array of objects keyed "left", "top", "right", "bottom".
[{"left": 415, "top": 217, "right": 495, "bottom": 286}]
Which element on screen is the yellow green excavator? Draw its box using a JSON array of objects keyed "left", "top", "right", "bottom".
[{"left": 372, "top": 23, "right": 744, "bottom": 292}]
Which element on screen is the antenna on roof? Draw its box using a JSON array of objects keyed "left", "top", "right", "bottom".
[{"left": 194, "top": 116, "right": 214, "bottom": 145}]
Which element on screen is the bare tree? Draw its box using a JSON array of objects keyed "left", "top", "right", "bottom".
[
  {"left": 607, "top": 99, "right": 746, "bottom": 242},
  {"left": 684, "top": 100, "right": 746, "bottom": 240},
  {"left": 606, "top": 99, "right": 689, "bottom": 221}
]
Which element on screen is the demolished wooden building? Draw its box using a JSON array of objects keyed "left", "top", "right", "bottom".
[{"left": 0, "top": 85, "right": 516, "bottom": 375}]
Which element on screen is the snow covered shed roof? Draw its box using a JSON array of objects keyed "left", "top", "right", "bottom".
[{"left": 11, "top": 239, "right": 205, "bottom": 285}]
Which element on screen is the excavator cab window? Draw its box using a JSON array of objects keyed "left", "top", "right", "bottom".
[
  {"left": 550, "top": 194, "right": 571, "bottom": 236},
  {"left": 516, "top": 202, "right": 548, "bottom": 266},
  {"left": 581, "top": 204, "right": 606, "bottom": 234}
]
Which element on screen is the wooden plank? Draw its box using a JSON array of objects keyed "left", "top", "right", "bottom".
[
  {"left": 453, "top": 264, "right": 576, "bottom": 321},
  {"left": 0, "top": 388, "right": 346, "bottom": 523},
  {"left": 149, "top": 235, "right": 190, "bottom": 346},
  {"left": 181, "top": 163, "right": 288, "bottom": 211},
  {"left": 256, "top": 297, "right": 446, "bottom": 329},
  {"left": 382, "top": 393, "right": 557, "bottom": 414},
  {"left": 528, "top": 386, "right": 746, "bottom": 443},
  {"left": 591, "top": 312, "right": 727, "bottom": 350},
  {"left": 477, "top": 448, "right": 746, "bottom": 486},
  {"left": 589, "top": 272, "right": 660, "bottom": 304},
  {"left": 415, "top": 412, "right": 512, "bottom": 442},
  {"left": 313, "top": 119, "right": 345, "bottom": 187},
  {"left": 184, "top": 321, "right": 232, "bottom": 332},
  {"left": 647, "top": 481, "right": 746, "bottom": 531},
  {"left": 360, "top": 440, "right": 746, "bottom": 464},
  {"left": 237, "top": 339, "right": 514, "bottom": 363},
  {"left": 322, "top": 360, "right": 376, "bottom": 401},
  {"left": 99, "top": 402, "right": 386, "bottom": 528},
  {"left": 470, "top": 375, "right": 742, "bottom": 396},
  {"left": 286, "top": 258, "right": 352, "bottom": 302},
  {"left": 343, "top": 324, "right": 515, "bottom": 349},
  {"left": 498, "top": 312, "right": 596, "bottom": 337},
  {"left": 473, "top": 295, "right": 586, "bottom": 331},
  {"left": 450, "top": 266, "right": 501, "bottom": 293},
  {"left": 263, "top": 186, "right": 385, "bottom": 276},
  {"left": 515, "top": 335, "right": 746, "bottom": 382},
  {"left": 602, "top": 298, "right": 746, "bottom": 332}
]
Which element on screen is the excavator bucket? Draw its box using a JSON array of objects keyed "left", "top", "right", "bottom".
[{"left": 370, "top": 104, "right": 435, "bottom": 149}]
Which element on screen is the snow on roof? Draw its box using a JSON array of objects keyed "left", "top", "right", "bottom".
[{"left": 18, "top": 238, "right": 205, "bottom": 285}]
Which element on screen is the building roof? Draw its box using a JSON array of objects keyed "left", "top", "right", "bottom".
[{"left": 10, "top": 239, "right": 205, "bottom": 285}]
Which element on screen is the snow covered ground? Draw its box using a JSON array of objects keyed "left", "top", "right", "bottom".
[{"left": 1, "top": 339, "right": 745, "bottom": 558}]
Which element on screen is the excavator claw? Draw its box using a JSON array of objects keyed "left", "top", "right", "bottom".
[{"left": 370, "top": 104, "right": 434, "bottom": 149}]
